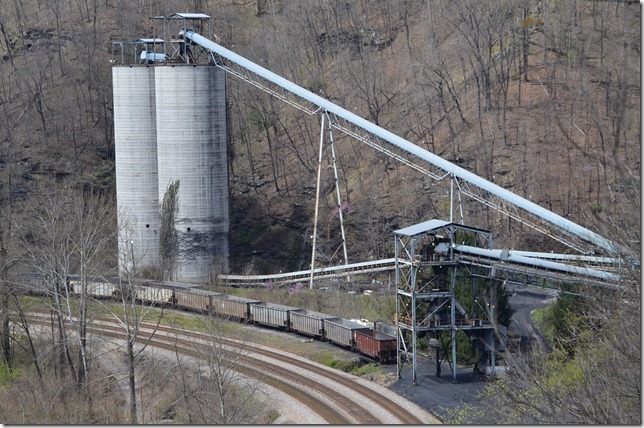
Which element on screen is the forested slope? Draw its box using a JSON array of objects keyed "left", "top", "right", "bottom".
[
  {"left": 1, "top": 0, "right": 639, "bottom": 275},
  {"left": 0, "top": 1, "right": 639, "bottom": 424}
]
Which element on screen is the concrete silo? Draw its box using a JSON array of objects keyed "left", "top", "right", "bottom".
[
  {"left": 155, "top": 65, "right": 229, "bottom": 282},
  {"left": 113, "top": 66, "right": 161, "bottom": 273}
]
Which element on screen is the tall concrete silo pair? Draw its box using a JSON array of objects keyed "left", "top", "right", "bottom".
[{"left": 113, "top": 64, "right": 229, "bottom": 282}]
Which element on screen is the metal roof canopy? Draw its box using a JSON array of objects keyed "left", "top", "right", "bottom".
[
  {"left": 167, "top": 13, "right": 210, "bottom": 19},
  {"left": 137, "top": 38, "right": 164, "bottom": 44},
  {"left": 394, "top": 219, "right": 490, "bottom": 238}
]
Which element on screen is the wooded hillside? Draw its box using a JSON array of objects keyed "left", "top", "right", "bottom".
[
  {"left": 0, "top": 0, "right": 639, "bottom": 274},
  {"left": 0, "top": 0, "right": 640, "bottom": 424}
]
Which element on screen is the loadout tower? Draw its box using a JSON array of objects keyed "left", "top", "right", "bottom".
[{"left": 394, "top": 219, "right": 499, "bottom": 384}]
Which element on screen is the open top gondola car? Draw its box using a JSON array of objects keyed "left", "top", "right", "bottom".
[
  {"left": 67, "top": 275, "right": 119, "bottom": 299},
  {"left": 354, "top": 329, "right": 397, "bottom": 363},
  {"left": 210, "top": 294, "right": 261, "bottom": 321},
  {"left": 174, "top": 288, "right": 223, "bottom": 313},
  {"left": 99, "top": 281, "right": 118, "bottom": 299},
  {"left": 13, "top": 272, "right": 48, "bottom": 296},
  {"left": 70, "top": 279, "right": 118, "bottom": 299},
  {"left": 135, "top": 284, "right": 174, "bottom": 305},
  {"left": 289, "top": 309, "right": 340, "bottom": 338},
  {"left": 373, "top": 320, "right": 398, "bottom": 337},
  {"left": 324, "top": 318, "right": 371, "bottom": 349},
  {"left": 249, "top": 302, "right": 301, "bottom": 329}
]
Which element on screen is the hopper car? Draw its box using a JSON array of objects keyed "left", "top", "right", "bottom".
[{"left": 30, "top": 274, "right": 398, "bottom": 364}]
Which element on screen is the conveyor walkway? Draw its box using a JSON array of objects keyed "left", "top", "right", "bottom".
[{"left": 218, "top": 247, "right": 620, "bottom": 289}]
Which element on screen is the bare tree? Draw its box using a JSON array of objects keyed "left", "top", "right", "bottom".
[
  {"left": 98, "top": 228, "right": 167, "bottom": 424},
  {"left": 16, "top": 185, "right": 78, "bottom": 382},
  {"left": 68, "top": 186, "right": 116, "bottom": 389},
  {"left": 172, "top": 316, "right": 265, "bottom": 424},
  {"left": 14, "top": 181, "right": 115, "bottom": 389},
  {"left": 457, "top": 273, "right": 640, "bottom": 424}
]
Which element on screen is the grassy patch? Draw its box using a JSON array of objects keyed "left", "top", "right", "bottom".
[
  {"left": 313, "top": 352, "right": 343, "bottom": 367},
  {"left": 0, "top": 362, "right": 20, "bottom": 386},
  {"left": 159, "top": 310, "right": 210, "bottom": 331},
  {"left": 351, "top": 362, "right": 381, "bottom": 376},
  {"left": 313, "top": 352, "right": 383, "bottom": 376},
  {"left": 261, "top": 409, "right": 281, "bottom": 424}
]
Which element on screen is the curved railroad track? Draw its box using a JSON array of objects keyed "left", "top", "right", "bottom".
[{"left": 25, "top": 313, "right": 440, "bottom": 424}]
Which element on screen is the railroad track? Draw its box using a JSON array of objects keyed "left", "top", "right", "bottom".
[{"left": 25, "top": 313, "right": 439, "bottom": 424}]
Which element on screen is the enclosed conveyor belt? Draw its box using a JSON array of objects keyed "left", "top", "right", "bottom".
[
  {"left": 219, "top": 258, "right": 396, "bottom": 286},
  {"left": 453, "top": 244, "right": 620, "bottom": 288},
  {"left": 504, "top": 250, "right": 620, "bottom": 265},
  {"left": 217, "top": 247, "right": 620, "bottom": 288},
  {"left": 185, "top": 30, "right": 618, "bottom": 257}
]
